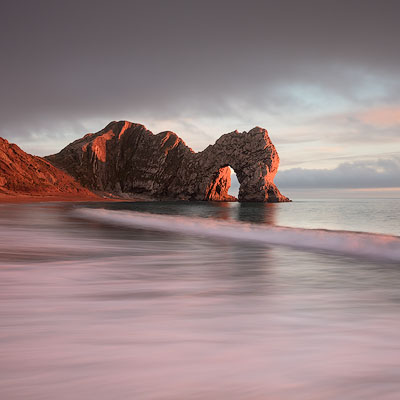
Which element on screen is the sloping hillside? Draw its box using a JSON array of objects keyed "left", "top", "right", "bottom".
[{"left": 0, "top": 137, "right": 97, "bottom": 200}]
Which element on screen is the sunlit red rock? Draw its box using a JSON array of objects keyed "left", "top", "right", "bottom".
[
  {"left": 0, "top": 137, "right": 96, "bottom": 199},
  {"left": 46, "top": 121, "right": 289, "bottom": 202}
]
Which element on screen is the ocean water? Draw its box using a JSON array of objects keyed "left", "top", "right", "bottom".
[{"left": 1, "top": 197, "right": 400, "bottom": 399}]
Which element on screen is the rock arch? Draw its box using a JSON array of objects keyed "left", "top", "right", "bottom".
[
  {"left": 187, "top": 127, "right": 288, "bottom": 202},
  {"left": 47, "top": 121, "right": 289, "bottom": 202}
]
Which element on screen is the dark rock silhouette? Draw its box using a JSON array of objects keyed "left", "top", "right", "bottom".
[
  {"left": 47, "top": 121, "right": 289, "bottom": 202},
  {"left": 0, "top": 137, "right": 96, "bottom": 198}
]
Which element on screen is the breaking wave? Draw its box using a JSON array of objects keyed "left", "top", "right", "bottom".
[{"left": 74, "top": 208, "right": 400, "bottom": 262}]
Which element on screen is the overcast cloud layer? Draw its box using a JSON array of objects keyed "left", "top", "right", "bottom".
[
  {"left": 275, "top": 157, "right": 400, "bottom": 188},
  {"left": 1, "top": 0, "right": 399, "bottom": 188}
]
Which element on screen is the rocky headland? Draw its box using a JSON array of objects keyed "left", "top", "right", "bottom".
[
  {"left": 0, "top": 137, "right": 97, "bottom": 201},
  {"left": 47, "top": 121, "right": 289, "bottom": 202}
]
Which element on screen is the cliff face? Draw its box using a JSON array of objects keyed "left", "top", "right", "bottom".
[
  {"left": 0, "top": 137, "right": 96, "bottom": 198},
  {"left": 47, "top": 121, "right": 289, "bottom": 202}
]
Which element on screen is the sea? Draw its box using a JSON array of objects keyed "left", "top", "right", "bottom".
[{"left": 1, "top": 192, "right": 400, "bottom": 399}]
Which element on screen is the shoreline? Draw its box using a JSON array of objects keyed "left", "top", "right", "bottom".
[
  {"left": 0, "top": 193, "right": 145, "bottom": 204},
  {"left": 0, "top": 194, "right": 103, "bottom": 204},
  {"left": 0, "top": 192, "right": 292, "bottom": 205}
]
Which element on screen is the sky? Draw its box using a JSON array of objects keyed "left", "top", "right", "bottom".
[{"left": 0, "top": 0, "right": 399, "bottom": 190}]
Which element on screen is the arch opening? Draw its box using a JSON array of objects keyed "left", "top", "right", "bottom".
[
  {"left": 205, "top": 165, "right": 239, "bottom": 202},
  {"left": 228, "top": 167, "right": 240, "bottom": 199}
]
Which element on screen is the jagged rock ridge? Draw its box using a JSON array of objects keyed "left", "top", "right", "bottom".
[
  {"left": 0, "top": 137, "right": 95, "bottom": 198},
  {"left": 47, "top": 121, "right": 289, "bottom": 202}
]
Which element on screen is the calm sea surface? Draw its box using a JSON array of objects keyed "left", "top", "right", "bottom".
[{"left": 1, "top": 197, "right": 400, "bottom": 399}]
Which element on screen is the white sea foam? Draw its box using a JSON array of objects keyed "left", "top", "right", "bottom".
[{"left": 73, "top": 208, "right": 400, "bottom": 262}]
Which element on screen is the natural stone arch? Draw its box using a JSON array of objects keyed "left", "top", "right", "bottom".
[
  {"left": 47, "top": 121, "right": 289, "bottom": 202},
  {"left": 186, "top": 127, "right": 287, "bottom": 202}
]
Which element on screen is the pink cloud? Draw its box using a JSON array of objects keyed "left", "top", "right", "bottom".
[{"left": 358, "top": 106, "right": 400, "bottom": 127}]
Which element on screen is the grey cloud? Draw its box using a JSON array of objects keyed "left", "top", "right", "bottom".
[
  {"left": 275, "top": 157, "right": 400, "bottom": 188},
  {"left": 1, "top": 0, "right": 400, "bottom": 146}
]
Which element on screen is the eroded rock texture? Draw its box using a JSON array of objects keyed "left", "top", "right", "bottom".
[
  {"left": 47, "top": 121, "right": 289, "bottom": 202},
  {"left": 0, "top": 137, "right": 96, "bottom": 198}
]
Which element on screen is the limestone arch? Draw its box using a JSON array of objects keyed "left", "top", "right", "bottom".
[{"left": 195, "top": 127, "right": 285, "bottom": 202}]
